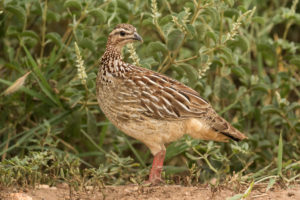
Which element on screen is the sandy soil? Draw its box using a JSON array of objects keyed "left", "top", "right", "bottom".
[{"left": 1, "top": 184, "right": 300, "bottom": 200}]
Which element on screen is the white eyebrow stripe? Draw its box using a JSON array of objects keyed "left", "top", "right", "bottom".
[{"left": 110, "top": 28, "right": 132, "bottom": 35}]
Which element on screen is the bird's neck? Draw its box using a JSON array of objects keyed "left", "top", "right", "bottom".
[
  {"left": 102, "top": 45, "right": 123, "bottom": 61},
  {"left": 100, "top": 44, "right": 132, "bottom": 75}
]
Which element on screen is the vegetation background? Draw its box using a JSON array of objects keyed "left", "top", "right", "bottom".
[{"left": 0, "top": 0, "right": 299, "bottom": 193}]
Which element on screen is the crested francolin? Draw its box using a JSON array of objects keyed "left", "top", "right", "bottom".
[{"left": 96, "top": 24, "right": 247, "bottom": 184}]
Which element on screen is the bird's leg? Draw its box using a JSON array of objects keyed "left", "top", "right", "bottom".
[{"left": 148, "top": 150, "right": 166, "bottom": 184}]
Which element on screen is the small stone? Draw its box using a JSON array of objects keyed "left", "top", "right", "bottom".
[
  {"left": 36, "top": 184, "right": 50, "bottom": 189},
  {"left": 288, "top": 192, "right": 295, "bottom": 197},
  {"left": 209, "top": 178, "right": 217, "bottom": 185},
  {"left": 9, "top": 193, "right": 32, "bottom": 200},
  {"left": 57, "top": 182, "right": 69, "bottom": 189},
  {"left": 50, "top": 186, "right": 57, "bottom": 190},
  {"left": 124, "top": 188, "right": 131, "bottom": 193},
  {"left": 86, "top": 186, "right": 94, "bottom": 190},
  {"left": 132, "top": 186, "right": 139, "bottom": 191}
]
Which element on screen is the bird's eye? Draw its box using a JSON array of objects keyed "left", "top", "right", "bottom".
[{"left": 120, "top": 31, "right": 126, "bottom": 36}]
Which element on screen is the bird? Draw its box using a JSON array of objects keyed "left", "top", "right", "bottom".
[{"left": 96, "top": 24, "right": 247, "bottom": 184}]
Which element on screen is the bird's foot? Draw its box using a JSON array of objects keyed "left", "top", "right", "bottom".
[{"left": 144, "top": 150, "right": 166, "bottom": 186}]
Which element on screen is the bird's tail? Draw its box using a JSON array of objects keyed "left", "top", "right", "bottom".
[{"left": 186, "top": 115, "right": 247, "bottom": 142}]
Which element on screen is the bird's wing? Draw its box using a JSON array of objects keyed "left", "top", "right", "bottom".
[{"left": 114, "top": 66, "right": 212, "bottom": 120}]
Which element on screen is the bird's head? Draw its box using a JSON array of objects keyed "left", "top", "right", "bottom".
[{"left": 107, "top": 24, "right": 143, "bottom": 51}]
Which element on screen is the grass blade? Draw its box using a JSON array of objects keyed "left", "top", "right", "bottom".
[
  {"left": 98, "top": 119, "right": 109, "bottom": 147},
  {"left": 277, "top": 131, "right": 283, "bottom": 176},
  {"left": 80, "top": 129, "right": 106, "bottom": 154},
  {"left": 2, "top": 71, "right": 31, "bottom": 96},
  {"left": 124, "top": 136, "right": 146, "bottom": 168},
  {"left": 0, "top": 78, "right": 54, "bottom": 106},
  {"left": 22, "top": 45, "right": 62, "bottom": 107},
  {"left": 0, "top": 111, "right": 71, "bottom": 156}
]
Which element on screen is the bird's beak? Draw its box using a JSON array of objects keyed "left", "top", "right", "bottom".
[{"left": 133, "top": 32, "right": 143, "bottom": 42}]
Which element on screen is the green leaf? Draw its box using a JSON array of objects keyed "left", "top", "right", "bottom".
[
  {"left": 5, "top": 5, "right": 26, "bottom": 24},
  {"left": 252, "top": 83, "right": 269, "bottom": 93},
  {"left": 20, "top": 30, "right": 39, "bottom": 47},
  {"left": 261, "top": 105, "right": 282, "bottom": 115},
  {"left": 166, "top": 139, "right": 199, "bottom": 161},
  {"left": 288, "top": 102, "right": 300, "bottom": 112},
  {"left": 186, "top": 24, "right": 197, "bottom": 38},
  {"left": 241, "top": 94, "right": 252, "bottom": 115},
  {"left": 203, "top": 7, "right": 219, "bottom": 26},
  {"left": 64, "top": 0, "right": 82, "bottom": 10},
  {"left": 226, "top": 194, "right": 244, "bottom": 200},
  {"left": 164, "top": 166, "right": 188, "bottom": 175},
  {"left": 218, "top": 47, "right": 233, "bottom": 63},
  {"left": 23, "top": 45, "right": 62, "bottom": 107},
  {"left": 46, "top": 32, "right": 63, "bottom": 48},
  {"left": 140, "top": 57, "right": 158, "bottom": 69},
  {"left": 171, "top": 64, "right": 185, "bottom": 79},
  {"left": 176, "top": 63, "right": 198, "bottom": 86},
  {"left": 253, "top": 16, "right": 265, "bottom": 25},
  {"left": 87, "top": 109, "right": 97, "bottom": 136},
  {"left": 148, "top": 41, "right": 168, "bottom": 54},
  {"left": 20, "top": 30, "right": 40, "bottom": 41},
  {"left": 88, "top": 8, "right": 106, "bottom": 24},
  {"left": 223, "top": 0, "right": 234, "bottom": 7},
  {"left": 257, "top": 42, "right": 276, "bottom": 67},
  {"left": 229, "top": 35, "right": 249, "bottom": 52},
  {"left": 205, "top": 31, "right": 218, "bottom": 45},
  {"left": 266, "top": 178, "right": 276, "bottom": 192},
  {"left": 236, "top": 86, "right": 247, "bottom": 99},
  {"left": 159, "top": 15, "right": 173, "bottom": 26},
  {"left": 47, "top": 10, "right": 60, "bottom": 22},
  {"left": 167, "top": 29, "right": 184, "bottom": 51},
  {"left": 79, "top": 38, "right": 95, "bottom": 52},
  {"left": 224, "top": 8, "right": 239, "bottom": 18},
  {"left": 290, "top": 56, "right": 300, "bottom": 68},
  {"left": 185, "top": 152, "right": 201, "bottom": 160},
  {"left": 221, "top": 66, "right": 231, "bottom": 76},
  {"left": 232, "top": 66, "right": 247, "bottom": 77}
]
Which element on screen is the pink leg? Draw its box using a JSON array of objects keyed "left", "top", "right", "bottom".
[{"left": 148, "top": 150, "right": 166, "bottom": 184}]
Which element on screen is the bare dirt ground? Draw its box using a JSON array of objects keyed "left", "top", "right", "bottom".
[{"left": 1, "top": 184, "right": 300, "bottom": 200}]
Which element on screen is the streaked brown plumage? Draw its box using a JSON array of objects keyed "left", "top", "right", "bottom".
[{"left": 96, "top": 24, "right": 247, "bottom": 184}]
